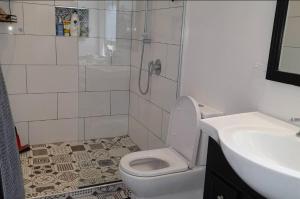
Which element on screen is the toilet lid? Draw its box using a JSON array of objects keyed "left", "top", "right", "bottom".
[{"left": 167, "top": 96, "right": 201, "bottom": 168}]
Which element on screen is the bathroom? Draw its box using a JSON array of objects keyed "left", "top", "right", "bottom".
[{"left": 0, "top": 0, "right": 299, "bottom": 198}]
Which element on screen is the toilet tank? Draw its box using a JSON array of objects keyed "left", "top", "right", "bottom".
[{"left": 197, "top": 104, "right": 223, "bottom": 166}]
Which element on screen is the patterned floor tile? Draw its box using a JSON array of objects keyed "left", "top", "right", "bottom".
[{"left": 21, "top": 135, "right": 139, "bottom": 198}]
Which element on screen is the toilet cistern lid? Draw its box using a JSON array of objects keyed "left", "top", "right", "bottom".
[{"left": 167, "top": 96, "right": 202, "bottom": 168}]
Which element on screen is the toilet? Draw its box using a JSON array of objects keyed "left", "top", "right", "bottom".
[{"left": 119, "top": 96, "right": 222, "bottom": 199}]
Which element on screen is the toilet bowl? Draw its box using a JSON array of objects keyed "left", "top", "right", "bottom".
[{"left": 119, "top": 96, "right": 221, "bottom": 199}]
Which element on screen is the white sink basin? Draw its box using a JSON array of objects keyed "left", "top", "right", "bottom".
[{"left": 200, "top": 112, "right": 300, "bottom": 199}]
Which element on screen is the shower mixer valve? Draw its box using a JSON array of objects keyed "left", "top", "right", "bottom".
[{"left": 149, "top": 59, "right": 162, "bottom": 76}]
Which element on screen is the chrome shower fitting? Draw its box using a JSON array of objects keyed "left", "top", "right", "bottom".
[
  {"left": 150, "top": 59, "right": 162, "bottom": 75},
  {"left": 138, "top": 59, "right": 162, "bottom": 95}
]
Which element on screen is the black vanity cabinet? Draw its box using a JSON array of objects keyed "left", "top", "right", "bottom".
[{"left": 204, "top": 138, "right": 265, "bottom": 199}]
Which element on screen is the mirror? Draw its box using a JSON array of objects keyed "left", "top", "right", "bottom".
[{"left": 267, "top": 0, "right": 300, "bottom": 86}]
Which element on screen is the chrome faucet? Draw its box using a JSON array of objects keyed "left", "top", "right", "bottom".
[
  {"left": 290, "top": 117, "right": 300, "bottom": 137},
  {"left": 290, "top": 117, "right": 300, "bottom": 122}
]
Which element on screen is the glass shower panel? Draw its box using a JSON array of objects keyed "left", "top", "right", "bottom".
[{"left": 77, "top": 0, "right": 131, "bottom": 141}]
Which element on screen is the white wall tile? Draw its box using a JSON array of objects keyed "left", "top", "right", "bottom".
[
  {"left": 79, "top": 92, "right": 110, "bottom": 117},
  {"left": 88, "top": 9, "right": 105, "bottom": 38},
  {"left": 131, "top": 40, "right": 142, "bottom": 67},
  {"left": 138, "top": 97, "right": 162, "bottom": 138},
  {"left": 129, "top": 67, "right": 150, "bottom": 99},
  {"left": 58, "top": 93, "right": 78, "bottom": 119},
  {"left": 166, "top": 44, "right": 180, "bottom": 81},
  {"left": 129, "top": 92, "right": 162, "bottom": 138},
  {"left": 132, "top": 11, "right": 144, "bottom": 40},
  {"left": 116, "top": 12, "right": 132, "bottom": 39},
  {"left": 27, "top": 65, "right": 78, "bottom": 93},
  {"left": 112, "top": 1, "right": 132, "bottom": 11},
  {"left": 85, "top": 115, "right": 128, "bottom": 139},
  {"left": 89, "top": 9, "right": 131, "bottom": 39},
  {"left": 56, "top": 37, "right": 79, "bottom": 65},
  {"left": 23, "top": 3, "right": 55, "bottom": 35},
  {"left": 78, "top": 1, "right": 107, "bottom": 9},
  {"left": 55, "top": 0, "right": 78, "bottom": 7},
  {"left": 129, "top": 116, "right": 148, "bottom": 150},
  {"left": 1, "top": 65, "right": 26, "bottom": 94},
  {"left": 112, "top": 39, "right": 131, "bottom": 65},
  {"left": 0, "top": 1, "right": 24, "bottom": 34},
  {"left": 29, "top": 118, "right": 84, "bottom": 144},
  {"left": 151, "top": 75, "right": 177, "bottom": 112},
  {"left": 79, "top": 37, "right": 111, "bottom": 65},
  {"left": 132, "top": 1, "right": 146, "bottom": 11},
  {"left": 142, "top": 42, "right": 168, "bottom": 73},
  {"left": 86, "top": 66, "right": 130, "bottom": 91},
  {"left": 148, "top": 132, "right": 165, "bottom": 149},
  {"left": 150, "top": 1, "right": 169, "bottom": 10},
  {"left": 151, "top": 8, "right": 183, "bottom": 44},
  {"left": 9, "top": 93, "right": 57, "bottom": 122},
  {"left": 0, "top": 35, "right": 56, "bottom": 65},
  {"left": 23, "top": 1, "right": 54, "bottom": 5},
  {"left": 111, "top": 90, "right": 129, "bottom": 115},
  {"left": 15, "top": 122, "right": 29, "bottom": 145},
  {"left": 162, "top": 111, "right": 170, "bottom": 142},
  {"left": 169, "top": 0, "right": 184, "bottom": 8},
  {"left": 129, "top": 91, "right": 139, "bottom": 118},
  {"left": 79, "top": 66, "right": 86, "bottom": 91},
  {"left": 129, "top": 117, "right": 148, "bottom": 150}
]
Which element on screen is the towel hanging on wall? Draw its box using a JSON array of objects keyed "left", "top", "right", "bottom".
[{"left": 0, "top": 66, "right": 24, "bottom": 199}]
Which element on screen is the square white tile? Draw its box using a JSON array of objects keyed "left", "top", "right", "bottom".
[
  {"left": 0, "top": 35, "right": 56, "bottom": 65},
  {"left": 111, "top": 90, "right": 129, "bottom": 115},
  {"left": 1, "top": 65, "right": 26, "bottom": 94},
  {"left": 29, "top": 118, "right": 84, "bottom": 144},
  {"left": 166, "top": 44, "right": 180, "bottom": 81},
  {"left": 56, "top": 37, "right": 79, "bottom": 65},
  {"left": 148, "top": 132, "right": 165, "bottom": 150},
  {"left": 79, "top": 92, "right": 110, "bottom": 117},
  {"left": 112, "top": 39, "right": 131, "bottom": 66},
  {"left": 9, "top": 93, "right": 57, "bottom": 122},
  {"left": 138, "top": 97, "right": 163, "bottom": 138},
  {"left": 23, "top": 3, "right": 55, "bottom": 35},
  {"left": 129, "top": 116, "right": 148, "bottom": 150},
  {"left": 85, "top": 115, "right": 128, "bottom": 139},
  {"left": 151, "top": 75, "right": 177, "bottom": 112},
  {"left": 27, "top": 65, "right": 78, "bottom": 93},
  {"left": 151, "top": 8, "right": 183, "bottom": 44},
  {"left": 58, "top": 93, "right": 78, "bottom": 119},
  {"left": 162, "top": 111, "right": 170, "bottom": 142},
  {"left": 86, "top": 66, "right": 130, "bottom": 91},
  {"left": 15, "top": 122, "right": 29, "bottom": 145},
  {"left": 79, "top": 37, "right": 111, "bottom": 66}
]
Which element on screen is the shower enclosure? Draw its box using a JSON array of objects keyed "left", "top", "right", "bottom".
[{"left": 0, "top": 0, "right": 184, "bottom": 198}]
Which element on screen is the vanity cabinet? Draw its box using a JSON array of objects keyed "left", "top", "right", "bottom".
[{"left": 204, "top": 138, "right": 265, "bottom": 199}]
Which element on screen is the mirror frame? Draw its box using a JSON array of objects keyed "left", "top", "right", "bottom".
[{"left": 266, "top": 0, "right": 300, "bottom": 86}]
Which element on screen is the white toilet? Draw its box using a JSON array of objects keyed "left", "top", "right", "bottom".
[{"left": 119, "top": 96, "right": 222, "bottom": 199}]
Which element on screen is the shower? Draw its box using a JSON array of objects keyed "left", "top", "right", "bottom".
[
  {"left": 138, "top": 1, "right": 161, "bottom": 95},
  {"left": 0, "top": 0, "right": 184, "bottom": 198}
]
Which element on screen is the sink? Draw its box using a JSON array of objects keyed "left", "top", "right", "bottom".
[{"left": 200, "top": 112, "right": 300, "bottom": 199}]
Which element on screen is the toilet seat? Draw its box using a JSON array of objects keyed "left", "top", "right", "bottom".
[{"left": 120, "top": 148, "right": 188, "bottom": 177}]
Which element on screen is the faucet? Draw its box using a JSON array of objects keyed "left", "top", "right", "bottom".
[{"left": 290, "top": 117, "right": 300, "bottom": 137}]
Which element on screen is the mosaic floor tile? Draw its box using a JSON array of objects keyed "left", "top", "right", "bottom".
[
  {"left": 33, "top": 157, "right": 50, "bottom": 165},
  {"left": 32, "top": 149, "right": 48, "bottom": 156},
  {"left": 21, "top": 135, "right": 138, "bottom": 199},
  {"left": 71, "top": 145, "right": 86, "bottom": 152},
  {"left": 51, "top": 154, "right": 73, "bottom": 164}
]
